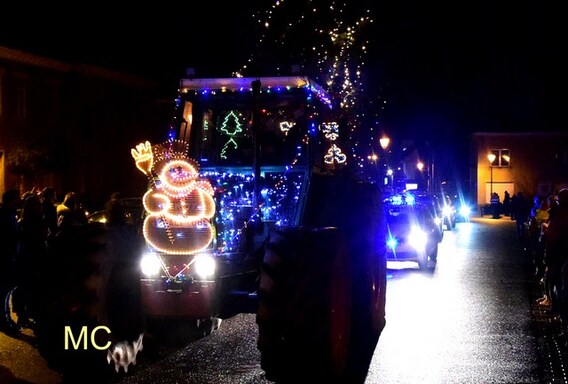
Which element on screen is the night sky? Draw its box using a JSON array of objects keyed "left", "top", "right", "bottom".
[{"left": 1, "top": 1, "right": 566, "bottom": 182}]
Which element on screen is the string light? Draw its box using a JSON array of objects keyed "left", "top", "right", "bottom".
[{"left": 233, "top": 1, "right": 385, "bottom": 182}]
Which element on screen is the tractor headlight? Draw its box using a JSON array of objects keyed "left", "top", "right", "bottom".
[
  {"left": 140, "top": 252, "right": 162, "bottom": 277},
  {"left": 194, "top": 253, "right": 216, "bottom": 280}
]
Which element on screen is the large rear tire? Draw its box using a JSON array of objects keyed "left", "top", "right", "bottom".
[
  {"left": 257, "top": 226, "right": 386, "bottom": 383},
  {"left": 257, "top": 227, "right": 349, "bottom": 382},
  {"left": 256, "top": 175, "right": 386, "bottom": 383}
]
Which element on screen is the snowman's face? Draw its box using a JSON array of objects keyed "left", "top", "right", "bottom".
[{"left": 160, "top": 160, "right": 198, "bottom": 194}]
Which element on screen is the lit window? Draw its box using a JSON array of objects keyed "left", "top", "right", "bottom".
[{"left": 489, "top": 149, "right": 510, "bottom": 167}]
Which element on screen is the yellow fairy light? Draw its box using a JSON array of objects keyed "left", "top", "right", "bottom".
[{"left": 131, "top": 141, "right": 154, "bottom": 176}]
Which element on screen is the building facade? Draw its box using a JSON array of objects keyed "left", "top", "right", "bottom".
[
  {"left": 471, "top": 132, "right": 568, "bottom": 210},
  {"left": 0, "top": 46, "right": 170, "bottom": 208}
]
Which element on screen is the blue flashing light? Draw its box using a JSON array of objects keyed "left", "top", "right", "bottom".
[
  {"left": 386, "top": 191, "right": 418, "bottom": 207},
  {"left": 391, "top": 195, "right": 403, "bottom": 205},
  {"left": 387, "top": 237, "right": 398, "bottom": 250}
]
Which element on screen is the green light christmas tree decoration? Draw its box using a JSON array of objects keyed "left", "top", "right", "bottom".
[{"left": 219, "top": 110, "right": 243, "bottom": 159}]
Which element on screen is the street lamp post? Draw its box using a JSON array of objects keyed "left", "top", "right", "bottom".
[
  {"left": 379, "top": 135, "right": 390, "bottom": 190},
  {"left": 417, "top": 161, "right": 425, "bottom": 190},
  {"left": 488, "top": 153, "right": 496, "bottom": 197},
  {"left": 379, "top": 136, "right": 390, "bottom": 152}
]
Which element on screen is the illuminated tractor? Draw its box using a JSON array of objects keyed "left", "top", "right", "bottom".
[{"left": 132, "top": 76, "right": 387, "bottom": 382}]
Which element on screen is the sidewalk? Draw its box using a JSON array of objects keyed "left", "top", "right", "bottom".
[{"left": 528, "top": 256, "right": 568, "bottom": 383}]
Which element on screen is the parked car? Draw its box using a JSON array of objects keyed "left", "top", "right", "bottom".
[
  {"left": 384, "top": 192, "right": 444, "bottom": 269},
  {"left": 86, "top": 197, "right": 144, "bottom": 225}
]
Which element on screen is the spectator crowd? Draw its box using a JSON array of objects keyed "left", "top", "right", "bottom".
[
  {"left": 523, "top": 188, "right": 568, "bottom": 338},
  {"left": 0, "top": 187, "right": 89, "bottom": 333}
]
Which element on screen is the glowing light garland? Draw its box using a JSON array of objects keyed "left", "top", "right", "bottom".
[
  {"left": 235, "top": 0, "right": 386, "bottom": 181},
  {"left": 203, "top": 170, "right": 305, "bottom": 253},
  {"left": 168, "top": 75, "right": 336, "bottom": 252}
]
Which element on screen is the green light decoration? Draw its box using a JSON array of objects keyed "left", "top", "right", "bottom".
[{"left": 219, "top": 110, "right": 243, "bottom": 159}]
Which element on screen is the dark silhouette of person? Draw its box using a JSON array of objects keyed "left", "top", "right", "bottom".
[
  {"left": 511, "top": 192, "right": 530, "bottom": 238},
  {"left": 15, "top": 193, "right": 49, "bottom": 328},
  {"left": 98, "top": 192, "right": 145, "bottom": 344},
  {"left": 54, "top": 191, "right": 88, "bottom": 258},
  {"left": 503, "top": 190, "right": 511, "bottom": 217},
  {"left": 490, "top": 192, "right": 501, "bottom": 219},
  {"left": 56, "top": 191, "right": 86, "bottom": 232},
  {"left": 40, "top": 187, "right": 58, "bottom": 243},
  {"left": 0, "top": 189, "right": 22, "bottom": 332},
  {"left": 542, "top": 189, "right": 568, "bottom": 329}
]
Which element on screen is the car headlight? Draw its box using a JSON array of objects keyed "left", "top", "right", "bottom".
[
  {"left": 459, "top": 205, "right": 471, "bottom": 218},
  {"left": 194, "top": 253, "right": 216, "bottom": 280},
  {"left": 442, "top": 206, "right": 452, "bottom": 217},
  {"left": 408, "top": 226, "right": 427, "bottom": 250},
  {"left": 140, "top": 252, "right": 162, "bottom": 277}
]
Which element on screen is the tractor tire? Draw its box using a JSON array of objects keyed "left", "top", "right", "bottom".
[
  {"left": 256, "top": 175, "right": 386, "bottom": 383},
  {"left": 257, "top": 225, "right": 385, "bottom": 383},
  {"left": 257, "top": 227, "right": 346, "bottom": 382}
]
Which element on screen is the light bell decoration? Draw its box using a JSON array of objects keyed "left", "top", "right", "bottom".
[
  {"left": 324, "top": 144, "right": 347, "bottom": 164},
  {"left": 321, "top": 122, "right": 346, "bottom": 165},
  {"left": 131, "top": 139, "right": 216, "bottom": 255}
]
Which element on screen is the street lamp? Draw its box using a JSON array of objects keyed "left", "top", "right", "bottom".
[
  {"left": 416, "top": 161, "right": 425, "bottom": 191},
  {"left": 379, "top": 136, "right": 390, "bottom": 151},
  {"left": 379, "top": 135, "right": 390, "bottom": 189},
  {"left": 488, "top": 153, "right": 496, "bottom": 196},
  {"left": 416, "top": 161, "right": 424, "bottom": 172},
  {"left": 387, "top": 168, "right": 394, "bottom": 192}
]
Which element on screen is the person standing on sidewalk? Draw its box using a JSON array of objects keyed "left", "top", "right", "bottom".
[
  {"left": 542, "top": 189, "right": 568, "bottom": 328},
  {"left": 0, "top": 190, "right": 22, "bottom": 332},
  {"left": 490, "top": 192, "right": 501, "bottom": 219},
  {"left": 512, "top": 192, "right": 530, "bottom": 239},
  {"left": 40, "top": 187, "right": 58, "bottom": 243}
]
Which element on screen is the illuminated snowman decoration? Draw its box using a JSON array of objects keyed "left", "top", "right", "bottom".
[{"left": 131, "top": 140, "right": 215, "bottom": 255}]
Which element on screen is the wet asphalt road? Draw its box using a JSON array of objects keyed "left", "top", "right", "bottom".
[
  {"left": 366, "top": 217, "right": 539, "bottom": 383},
  {"left": 2, "top": 216, "right": 565, "bottom": 383},
  {"left": 112, "top": 217, "right": 540, "bottom": 383}
]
